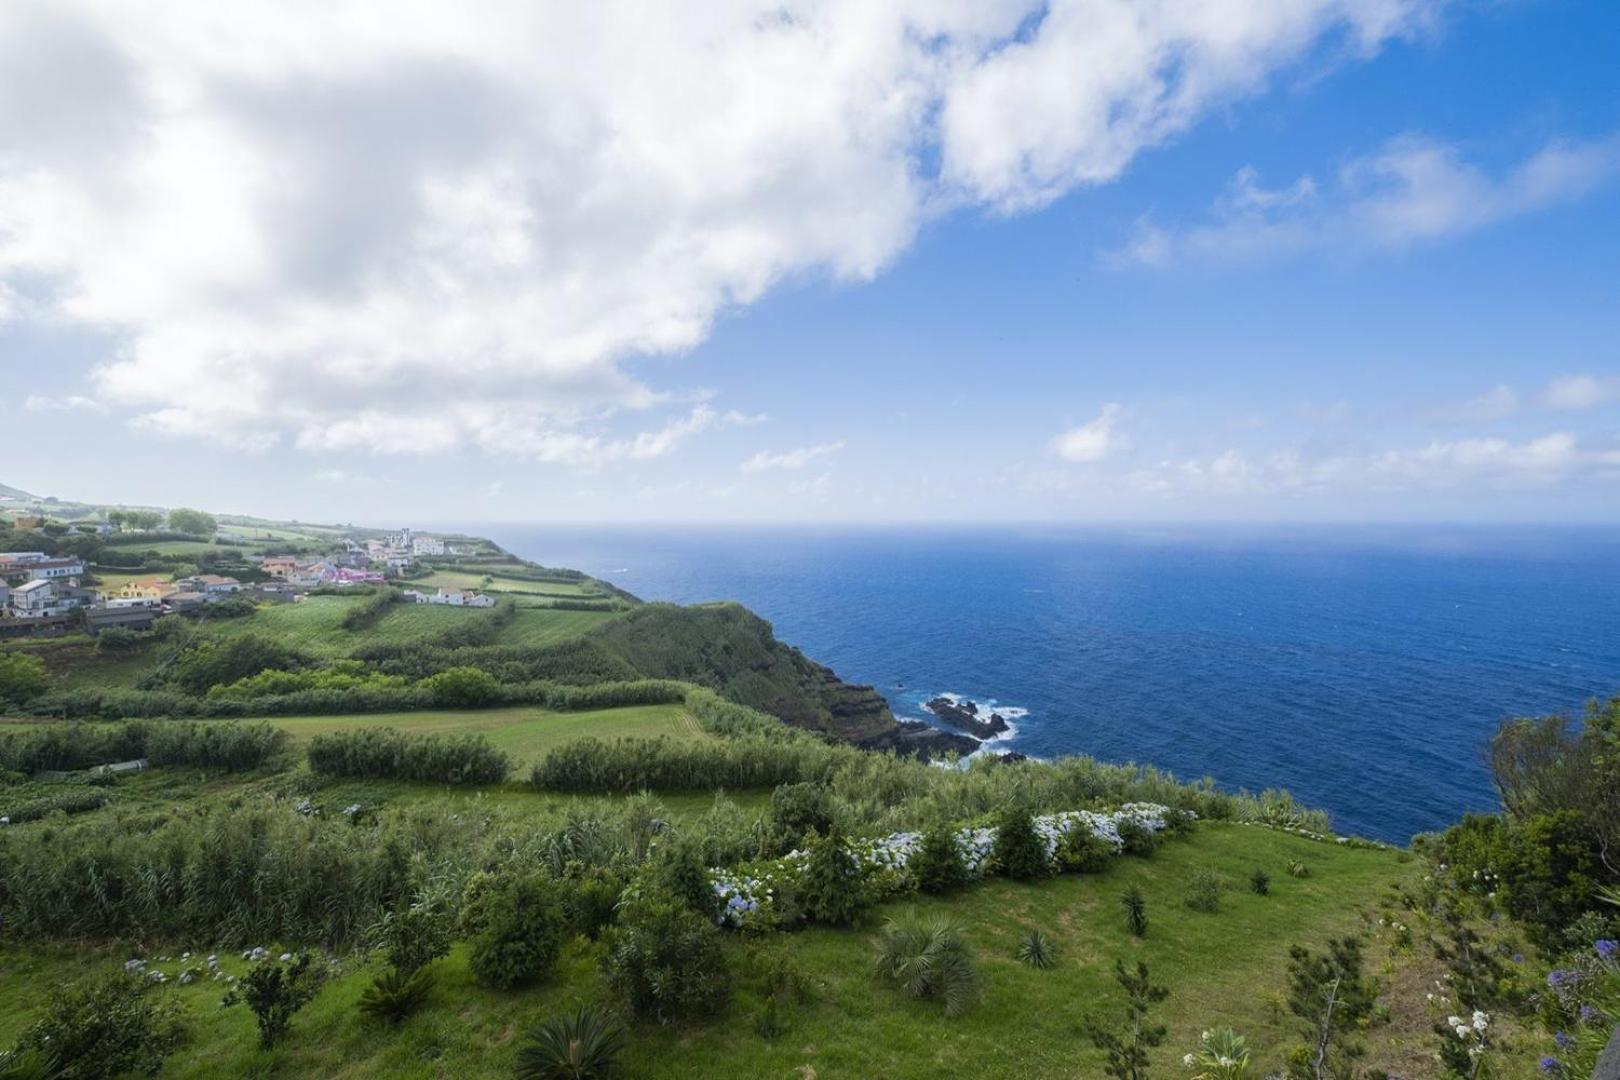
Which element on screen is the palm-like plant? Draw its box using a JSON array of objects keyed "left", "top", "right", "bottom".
[
  {"left": 1184, "top": 1026, "right": 1252, "bottom": 1079},
  {"left": 515, "top": 1006, "right": 628, "bottom": 1080},
  {"left": 357, "top": 966, "right": 434, "bottom": 1025},
  {"left": 1017, "top": 927, "right": 1054, "bottom": 970},
  {"left": 872, "top": 912, "right": 979, "bottom": 1017}
]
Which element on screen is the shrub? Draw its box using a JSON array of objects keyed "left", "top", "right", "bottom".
[
  {"left": 225, "top": 953, "right": 327, "bottom": 1049},
  {"left": 800, "top": 828, "right": 865, "bottom": 926},
  {"left": 9, "top": 972, "right": 185, "bottom": 1079},
  {"left": 466, "top": 873, "right": 566, "bottom": 990},
  {"left": 1117, "top": 816, "right": 1162, "bottom": 857},
  {"left": 1285, "top": 937, "right": 1377, "bottom": 1078},
  {"left": 164, "top": 633, "right": 311, "bottom": 695},
  {"left": 1017, "top": 927, "right": 1055, "bottom": 970},
  {"left": 645, "top": 834, "right": 720, "bottom": 919},
  {"left": 1184, "top": 1025, "right": 1252, "bottom": 1080},
  {"left": 514, "top": 1006, "right": 628, "bottom": 1080},
  {"left": 0, "top": 653, "right": 49, "bottom": 704},
  {"left": 1250, "top": 869, "right": 1271, "bottom": 896},
  {"left": 909, "top": 825, "right": 969, "bottom": 894},
  {"left": 872, "top": 912, "right": 978, "bottom": 1017},
  {"left": 419, "top": 665, "right": 501, "bottom": 707},
  {"left": 1287, "top": 860, "right": 1309, "bottom": 878},
  {"left": 1122, "top": 885, "right": 1148, "bottom": 937},
  {"left": 0, "top": 723, "right": 149, "bottom": 775},
  {"left": 373, "top": 899, "right": 454, "bottom": 977},
  {"left": 1057, "top": 827, "right": 1115, "bottom": 874},
  {"left": 146, "top": 721, "right": 288, "bottom": 771},
  {"left": 340, "top": 588, "right": 401, "bottom": 631},
  {"left": 0, "top": 787, "right": 110, "bottom": 825},
  {"left": 1185, "top": 869, "right": 1223, "bottom": 913},
  {"left": 94, "top": 627, "right": 144, "bottom": 654},
  {"left": 357, "top": 966, "right": 433, "bottom": 1026},
  {"left": 557, "top": 867, "right": 627, "bottom": 941},
  {"left": 769, "top": 781, "right": 834, "bottom": 851},
  {"left": 992, "top": 808, "right": 1049, "bottom": 880},
  {"left": 602, "top": 893, "right": 731, "bottom": 1023},
  {"left": 306, "top": 727, "right": 510, "bottom": 785}
]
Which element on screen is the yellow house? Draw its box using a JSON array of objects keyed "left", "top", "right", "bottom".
[{"left": 110, "top": 578, "right": 174, "bottom": 602}]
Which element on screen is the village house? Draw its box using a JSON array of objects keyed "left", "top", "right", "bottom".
[
  {"left": 11, "top": 579, "right": 94, "bottom": 617},
  {"left": 429, "top": 587, "right": 496, "bottom": 608},
  {"left": 173, "top": 574, "right": 242, "bottom": 597},
  {"left": 108, "top": 578, "right": 173, "bottom": 602},
  {"left": 164, "top": 591, "right": 207, "bottom": 613},
  {"left": 411, "top": 534, "right": 446, "bottom": 556},
  {"left": 261, "top": 556, "right": 300, "bottom": 577}
]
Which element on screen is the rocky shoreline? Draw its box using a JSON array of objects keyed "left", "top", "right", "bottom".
[{"left": 924, "top": 696, "right": 1012, "bottom": 740}]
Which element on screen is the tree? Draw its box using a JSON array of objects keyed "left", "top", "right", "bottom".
[
  {"left": 991, "top": 807, "right": 1049, "bottom": 879},
  {"left": 1086, "top": 960, "right": 1169, "bottom": 1080},
  {"left": 225, "top": 953, "right": 327, "bottom": 1049},
  {"left": 0, "top": 652, "right": 49, "bottom": 704},
  {"left": 800, "top": 828, "right": 865, "bottom": 926},
  {"left": 10, "top": 972, "right": 186, "bottom": 1079},
  {"left": 167, "top": 508, "right": 218, "bottom": 537},
  {"left": 1285, "top": 937, "right": 1377, "bottom": 1080}
]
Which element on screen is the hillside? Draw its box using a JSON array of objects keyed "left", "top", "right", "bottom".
[{"left": 0, "top": 484, "right": 1602, "bottom": 1079}]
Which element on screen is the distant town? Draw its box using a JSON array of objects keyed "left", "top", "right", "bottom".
[{"left": 0, "top": 500, "right": 490, "bottom": 639}]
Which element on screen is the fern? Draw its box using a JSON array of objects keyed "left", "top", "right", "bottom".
[{"left": 357, "top": 966, "right": 433, "bottom": 1025}]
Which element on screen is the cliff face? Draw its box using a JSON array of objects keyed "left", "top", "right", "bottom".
[{"left": 588, "top": 602, "right": 974, "bottom": 758}]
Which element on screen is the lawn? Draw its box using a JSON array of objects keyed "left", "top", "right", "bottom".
[
  {"left": 0, "top": 824, "right": 1462, "bottom": 1078},
  {"left": 411, "top": 569, "right": 602, "bottom": 598},
  {"left": 263, "top": 703, "right": 704, "bottom": 767}
]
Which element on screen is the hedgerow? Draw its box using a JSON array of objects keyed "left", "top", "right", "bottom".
[{"left": 306, "top": 727, "right": 510, "bottom": 785}]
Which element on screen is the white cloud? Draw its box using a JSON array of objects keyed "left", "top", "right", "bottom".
[
  {"left": 0, "top": 0, "right": 1438, "bottom": 456},
  {"left": 1051, "top": 403, "right": 1126, "bottom": 463},
  {"left": 1545, "top": 373, "right": 1620, "bottom": 411},
  {"left": 741, "top": 440, "right": 847, "bottom": 472},
  {"left": 1124, "top": 432, "right": 1618, "bottom": 496},
  {"left": 1113, "top": 131, "right": 1620, "bottom": 265},
  {"left": 24, "top": 393, "right": 105, "bottom": 413}
]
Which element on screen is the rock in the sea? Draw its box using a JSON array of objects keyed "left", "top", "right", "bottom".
[
  {"left": 925, "top": 696, "right": 1010, "bottom": 740},
  {"left": 866, "top": 720, "right": 980, "bottom": 762}
]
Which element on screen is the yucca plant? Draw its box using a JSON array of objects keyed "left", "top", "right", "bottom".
[
  {"left": 357, "top": 966, "right": 434, "bottom": 1025},
  {"left": 872, "top": 911, "right": 979, "bottom": 1017},
  {"left": 1016, "top": 927, "right": 1054, "bottom": 970},
  {"left": 1184, "top": 1025, "right": 1253, "bottom": 1079},
  {"left": 514, "top": 1006, "right": 628, "bottom": 1080},
  {"left": 1287, "top": 860, "right": 1309, "bottom": 878}
]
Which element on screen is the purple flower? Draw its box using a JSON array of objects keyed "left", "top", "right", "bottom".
[
  {"left": 1554, "top": 1031, "right": 1575, "bottom": 1050},
  {"left": 1540, "top": 1057, "right": 1562, "bottom": 1075},
  {"left": 1597, "top": 939, "right": 1618, "bottom": 961},
  {"left": 1580, "top": 1005, "right": 1600, "bottom": 1023},
  {"left": 1513, "top": 952, "right": 1524, "bottom": 963}
]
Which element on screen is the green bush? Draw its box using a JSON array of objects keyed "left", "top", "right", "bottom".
[
  {"left": 602, "top": 893, "right": 731, "bottom": 1023},
  {"left": 306, "top": 727, "right": 509, "bottom": 784},
  {"left": 1, "top": 787, "right": 110, "bottom": 825},
  {"left": 340, "top": 588, "right": 401, "bottom": 631},
  {"left": 1118, "top": 817, "right": 1162, "bottom": 857},
  {"left": 419, "top": 665, "right": 500, "bottom": 707},
  {"left": 162, "top": 633, "right": 311, "bottom": 695},
  {"left": 373, "top": 899, "right": 454, "bottom": 977},
  {"left": 146, "top": 721, "right": 287, "bottom": 771},
  {"left": 8, "top": 971, "right": 185, "bottom": 1079},
  {"left": 872, "top": 912, "right": 978, "bottom": 1017},
  {"left": 1057, "top": 827, "right": 1114, "bottom": 874},
  {"left": 225, "top": 953, "right": 327, "bottom": 1049},
  {"left": 991, "top": 808, "right": 1049, "bottom": 880},
  {"left": 799, "top": 828, "right": 865, "bottom": 927},
  {"left": 1251, "top": 869, "right": 1271, "bottom": 896},
  {"left": 0, "top": 653, "right": 49, "bottom": 705},
  {"left": 557, "top": 867, "right": 626, "bottom": 941},
  {"left": 645, "top": 834, "right": 720, "bottom": 919},
  {"left": 465, "top": 873, "right": 566, "bottom": 990},
  {"left": 514, "top": 1006, "right": 628, "bottom": 1080},
  {"left": 769, "top": 781, "right": 834, "bottom": 851},
  {"left": 94, "top": 627, "right": 144, "bottom": 654},
  {"left": 1185, "top": 868, "right": 1223, "bottom": 913},
  {"left": 909, "top": 826, "right": 969, "bottom": 894}
]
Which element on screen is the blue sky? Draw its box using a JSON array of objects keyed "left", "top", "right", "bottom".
[{"left": 3, "top": 0, "right": 1618, "bottom": 523}]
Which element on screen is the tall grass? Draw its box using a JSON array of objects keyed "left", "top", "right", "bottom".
[{"left": 306, "top": 727, "right": 510, "bottom": 784}]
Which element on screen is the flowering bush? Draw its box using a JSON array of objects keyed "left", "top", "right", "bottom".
[
  {"left": 710, "top": 803, "right": 1180, "bottom": 928},
  {"left": 1182, "top": 1026, "right": 1252, "bottom": 1078},
  {"left": 1434, "top": 1009, "right": 1492, "bottom": 1077}
]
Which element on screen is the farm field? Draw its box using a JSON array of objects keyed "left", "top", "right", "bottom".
[
  {"left": 196, "top": 596, "right": 618, "bottom": 656},
  {"left": 411, "top": 569, "right": 601, "bottom": 596},
  {"left": 0, "top": 823, "right": 1453, "bottom": 1079},
  {"left": 264, "top": 702, "right": 703, "bottom": 766}
]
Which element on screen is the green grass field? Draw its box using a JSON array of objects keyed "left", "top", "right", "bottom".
[
  {"left": 264, "top": 703, "right": 703, "bottom": 766},
  {"left": 196, "top": 596, "right": 618, "bottom": 657},
  {"left": 0, "top": 824, "right": 1459, "bottom": 1079},
  {"left": 411, "top": 569, "right": 602, "bottom": 597}
]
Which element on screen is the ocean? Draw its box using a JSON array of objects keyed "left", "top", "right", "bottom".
[{"left": 460, "top": 523, "right": 1620, "bottom": 844}]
